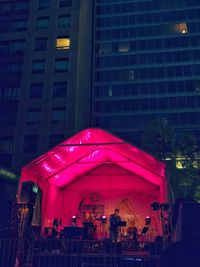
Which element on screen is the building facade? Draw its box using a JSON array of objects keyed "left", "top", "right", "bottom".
[
  {"left": 1, "top": 0, "right": 200, "bottom": 172},
  {"left": 0, "top": 0, "right": 93, "bottom": 172},
  {"left": 92, "top": 0, "right": 200, "bottom": 144}
]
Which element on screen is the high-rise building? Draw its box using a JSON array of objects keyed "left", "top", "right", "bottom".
[
  {"left": 1, "top": 0, "right": 200, "bottom": 172},
  {"left": 0, "top": 0, "right": 93, "bottom": 172},
  {"left": 92, "top": 0, "right": 200, "bottom": 144}
]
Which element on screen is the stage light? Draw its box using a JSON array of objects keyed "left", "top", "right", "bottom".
[
  {"left": 101, "top": 215, "right": 107, "bottom": 223},
  {"left": 151, "top": 202, "right": 160, "bottom": 211},
  {"left": 145, "top": 216, "right": 151, "bottom": 225},
  {"left": 32, "top": 184, "right": 38, "bottom": 194},
  {"left": 71, "top": 215, "right": 77, "bottom": 224}
]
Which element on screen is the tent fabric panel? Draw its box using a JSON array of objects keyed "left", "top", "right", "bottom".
[
  {"left": 22, "top": 129, "right": 166, "bottom": 188},
  {"left": 42, "top": 183, "right": 62, "bottom": 227},
  {"left": 64, "top": 164, "right": 160, "bottom": 192}
]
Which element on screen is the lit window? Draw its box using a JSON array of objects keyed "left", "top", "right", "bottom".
[
  {"left": 164, "top": 23, "right": 188, "bottom": 35},
  {"left": 176, "top": 160, "right": 184, "bottom": 169},
  {"left": 56, "top": 37, "right": 70, "bottom": 50},
  {"left": 174, "top": 23, "right": 188, "bottom": 34},
  {"left": 118, "top": 42, "right": 130, "bottom": 53}
]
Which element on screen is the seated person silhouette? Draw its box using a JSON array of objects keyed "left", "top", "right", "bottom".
[{"left": 127, "top": 221, "right": 138, "bottom": 250}]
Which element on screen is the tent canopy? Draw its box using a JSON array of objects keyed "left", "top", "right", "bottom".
[{"left": 18, "top": 128, "right": 168, "bottom": 238}]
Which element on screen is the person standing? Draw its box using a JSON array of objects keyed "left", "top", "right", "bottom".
[
  {"left": 52, "top": 218, "right": 60, "bottom": 238},
  {"left": 109, "top": 208, "right": 121, "bottom": 243}
]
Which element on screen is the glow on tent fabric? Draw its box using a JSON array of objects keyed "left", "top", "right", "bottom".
[{"left": 18, "top": 128, "right": 168, "bottom": 240}]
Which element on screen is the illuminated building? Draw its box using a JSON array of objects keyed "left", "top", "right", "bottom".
[{"left": 92, "top": 0, "right": 200, "bottom": 144}]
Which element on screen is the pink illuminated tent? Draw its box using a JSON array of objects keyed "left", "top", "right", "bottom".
[{"left": 18, "top": 128, "right": 169, "bottom": 240}]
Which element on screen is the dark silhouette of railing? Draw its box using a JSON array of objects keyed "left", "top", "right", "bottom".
[{"left": 0, "top": 237, "right": 164, "bottom": 267}]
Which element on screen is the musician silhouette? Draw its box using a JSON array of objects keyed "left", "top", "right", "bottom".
[
  {"left": 52, "top": 218, "right": 60, "bottom": 238},
  {"left": 109, "top": 208, "right": 121, "bottom": 243},
  {"left": 83, "top": 210, "right": 97, "bottom": 239},
  {"left": 127, "top": 221, "right": 138, "bottom": 250}
]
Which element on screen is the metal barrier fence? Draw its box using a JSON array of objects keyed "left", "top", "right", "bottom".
[
  {"left": 34, "top": 239, "right": 163, "bottom": 267},
  {"left": 0, "top": 238, "right": 164, "bottom": 267},
  {"left": 0, "top": 238, "right": 32, "bottom": 267}
]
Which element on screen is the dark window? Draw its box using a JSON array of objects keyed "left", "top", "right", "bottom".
[
  {"left": 0, "top": 2, "right": 11, "bottom": 13},
  {"left": 32, "top": 60, "right": 45, "bottom": 74},
  {"left": 0, "top": 137, "right": 14, "bottom": 153},
  {"left": 10, "top": 40, "right": 25, "bottom": 54},
  {"left": 34, "top": 38, "right": 47, "bottom": 51},
  {"left": 23, "top": 135, "right": 39, "bottom": 153},
  {"left": 97, "top": 43, "right": 112, "bottom": 54},
  {"left": 0, "top": 1, "right": 29, "bottom": 14},
  {"left": 38, "top": 0, "right": 50, "bottom": 9},
  {"left": 16, "top": 2, "right": 29, "bottom": 12},
  {"left": 13, "top": 20, "right": 27, "bottom": 31},
  {"left": 0, "top": 108, "right": 17, "bottom": 125},
  {"left": 49, "top": 134, "right": 64, "bottom": 148},
  {"left": 169, "top": 97, "right": 178, "bottom": 109},
  {"left": 53, "top": 82, "right": 67, "bottom": 97},
  {"left": 58, "top": 15, "right": 71, "bottom": 27},
  {"left": 0, "top": 42, "right": 8, "bottom": 54},
  {"left": 10, "top": 63, "right": 23, "bottom": 73},
  {"left": 59, "top": 0, "right": 72, "bottom": 7},
  {"left": 29, "top": 83, "right": 43, "bottom": 98},
  {"left": 51, "top": 107, "right": 66, "bottom": 123},
  {"left": 0, "top": 96, "right": 17, "bottom": 124},
  {"left": 55, "top": 59, "right": 69, "bottom": 72},
  {"left": 26, "top": 109, "right": 41, "bottom": 125},
  {"left": 36, "top": 17, "right": 49, "bottom": 29},
  {"left": 0, "top": 62, "right": 23, "bottom": 74},
  {"left": 0, "top": 40, "right": 25, "bottom": 54},
  {"left": 0, "top": 86, "right": 20, "bottom": 100},
  {"left": 0, "top": 22, "right": 11, "bottom": 33}
]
